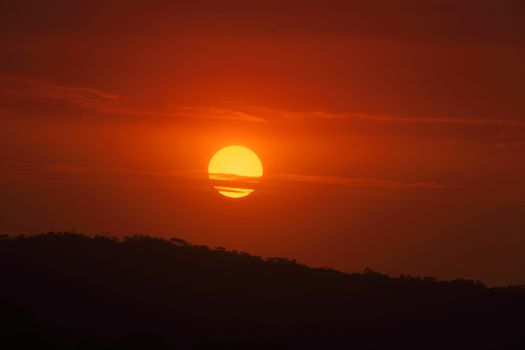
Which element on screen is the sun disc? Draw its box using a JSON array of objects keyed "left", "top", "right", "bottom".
[{"left": 208, "top": 146, "right": 263, "bottom": 198}]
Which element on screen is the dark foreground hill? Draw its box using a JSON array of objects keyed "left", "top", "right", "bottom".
[{"left": 0, "top": 233, "right": 524, "bottom": 350}]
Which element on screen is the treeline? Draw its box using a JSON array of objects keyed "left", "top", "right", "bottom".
[{"left": 0, "top": 232, "right": 524, "bottom": 349}]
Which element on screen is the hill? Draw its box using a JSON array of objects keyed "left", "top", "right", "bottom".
[{"left": 1, "top": 232, "right": 524, "bottom": 349}]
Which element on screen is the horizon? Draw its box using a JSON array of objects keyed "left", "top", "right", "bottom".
[{"left": 1, "top": 230, "right": 521, "bottom": 288}]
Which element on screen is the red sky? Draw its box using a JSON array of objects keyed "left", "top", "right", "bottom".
[{"left": 1, "top": 0, "right": 524, "bottom": 285}]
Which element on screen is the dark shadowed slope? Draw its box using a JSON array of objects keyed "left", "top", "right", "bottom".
[{"left": 0, "top": 232, "right": 524, "bottom": 349}]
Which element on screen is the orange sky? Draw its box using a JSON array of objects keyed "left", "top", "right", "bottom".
[{"left": 1, "top": 0, "right": 524, "bottom": 285}]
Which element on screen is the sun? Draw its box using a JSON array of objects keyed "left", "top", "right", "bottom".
[{"left": 208, "top": 145, "right": 263, "bottom": 198}]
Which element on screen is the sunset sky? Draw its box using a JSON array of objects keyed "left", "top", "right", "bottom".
[{"left": 1, "top": 0, "right": 524, "bottom": 285}]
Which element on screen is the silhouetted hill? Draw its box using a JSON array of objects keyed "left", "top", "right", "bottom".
[{"left": 1, "top": 232, "right": 524, "bottom": 349}]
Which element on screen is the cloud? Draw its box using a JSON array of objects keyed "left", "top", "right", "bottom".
[
  {"left": 2, "top": 75, "right": 522, "bottom": 128},
  {"left": 0, "top": 75, "right": 126, "bottom": 106},
  {"left": 1, "top": 163, "right": 211, "bottom": 191},
  {"left": 263, "top": 173, "right": 462, "bottom": 202},
  {"left": 177, "top": 107, "right": 265, "bottom": 123},
  {"left": 10, "top": 163, "right": 205, "bottom": 179},
  {"left": 5, "top": 75, "right": 525, "bottom": 128},
  {"left": 491, "top": 129, "right": 525, "bottom": 149},
  {"left": 270, "top": 173, "right": 446, "bottom": 190},
  {"left": 343, "top": 112, "right": 525, "bottom": 128},
  {"left": 3, "top": 162, "right": 468, "bottom": 202},
  {"left": 252, "top": 107, "right": 525, "bottom": 128},
  {"left": 7, "top": 163, "right": 444, "bottom": 188},
  {"left": 133, "top": 107, "right": 266, "bottom": 123},
  {"left": 0, "top": 75, "right": 265, "bottom": 123}
]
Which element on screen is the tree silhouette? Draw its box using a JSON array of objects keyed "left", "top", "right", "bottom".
[{"left": 0, "top": 232, "right": 524, "bottom": 349}]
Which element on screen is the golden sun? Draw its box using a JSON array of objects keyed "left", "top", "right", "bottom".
[{"left": 208, "top": 145, "right": 263, "bottom": 198}]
